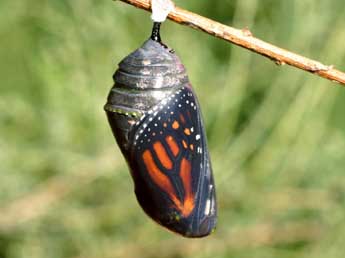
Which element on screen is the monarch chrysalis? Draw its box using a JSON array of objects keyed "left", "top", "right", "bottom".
[{"left": 104, "top": 22, "right": 217, "bottom": 237}]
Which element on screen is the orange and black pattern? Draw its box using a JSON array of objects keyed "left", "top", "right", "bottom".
[
  {"left": 128, "top": 85, "right": 217, "bottom": 237},
  {"left": 105, "top": 34, "right": 217, "bottom": 237}
]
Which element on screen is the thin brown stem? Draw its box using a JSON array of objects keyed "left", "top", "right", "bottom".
[{"left": 117, "top": 0, "right": 345, "bottom": 86}]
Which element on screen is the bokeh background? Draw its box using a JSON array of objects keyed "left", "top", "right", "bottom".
[{"left": 1, "top": 0, "right": 345, "bottom": 257}]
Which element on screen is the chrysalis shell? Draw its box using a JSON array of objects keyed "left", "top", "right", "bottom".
[{"left": 104, "top": 31, "right": 217, "bottom": 237}]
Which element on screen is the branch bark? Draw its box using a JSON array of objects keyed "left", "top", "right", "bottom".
[{"left": 117, "top": 0, "right": 345, "bottom": 86}]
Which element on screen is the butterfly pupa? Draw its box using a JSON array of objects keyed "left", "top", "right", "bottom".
[{"left": 104, "top": 22, "right": 217, "bottom": 238}]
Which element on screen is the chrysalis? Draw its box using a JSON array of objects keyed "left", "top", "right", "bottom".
[{"left": 104, "top": 22, "right": 217, "bottom": 237}]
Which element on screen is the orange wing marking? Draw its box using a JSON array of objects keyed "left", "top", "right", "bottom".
[
  {"left": 165, "top": 135, "right": 179, "bottom": 157},
  {"left": 190, "top": 144, "right": 194, "bottom": 151},
  {"left": 172, "top": 121, "right": 180, "bottom": 130},
  {"left": 182, "top": 140, "right": 188, "bottom": 149},
  {"left": 179, "top": 158, "right": 195, "bottom": 217},
  {"left": 153, "top": 141, "right": 173, "bottom": 170},
  {"left": 179, "top": 114, "right": 186, "bottom": 124},
  {"left": 142, "top": 151, "right": 195, "bottom": 217},
  {"left": 142, "top": 150, "right": 181, "bottom": 206},
  {"left": 184, "top": 128, "right": 191, "bottom": 136}
]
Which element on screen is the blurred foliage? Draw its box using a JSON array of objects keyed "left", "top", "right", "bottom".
[{"left": 1, "top": 0, "right": 345, "bottom": 257}]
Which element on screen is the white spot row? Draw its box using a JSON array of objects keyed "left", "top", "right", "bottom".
[{"left": 134, "top": 87, "right": 188, "bottom": 144}]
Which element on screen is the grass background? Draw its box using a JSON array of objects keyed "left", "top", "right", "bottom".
[{"left": 1, "top": 0, "right": 345, "bottom": 257}]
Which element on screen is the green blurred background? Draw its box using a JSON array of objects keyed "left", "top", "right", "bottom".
[{"left": 1, "top": 0, "right": 345, "bottom": 257}]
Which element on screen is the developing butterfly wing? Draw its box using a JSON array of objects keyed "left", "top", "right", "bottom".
[{"left": 128, "top": 85, "right": 217, "bottom": 237}]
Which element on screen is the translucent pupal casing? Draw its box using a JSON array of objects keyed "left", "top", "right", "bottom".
[{"left": 104, "top": 38, "right": 217, "bottom": 237}]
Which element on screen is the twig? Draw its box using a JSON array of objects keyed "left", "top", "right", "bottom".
[{"left": 116, "top": 0, "right": 345, "bottom": 86}]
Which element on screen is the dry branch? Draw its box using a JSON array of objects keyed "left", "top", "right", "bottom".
[{"left": 117, "top": 0, "right": 345, "bottom": 86}]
